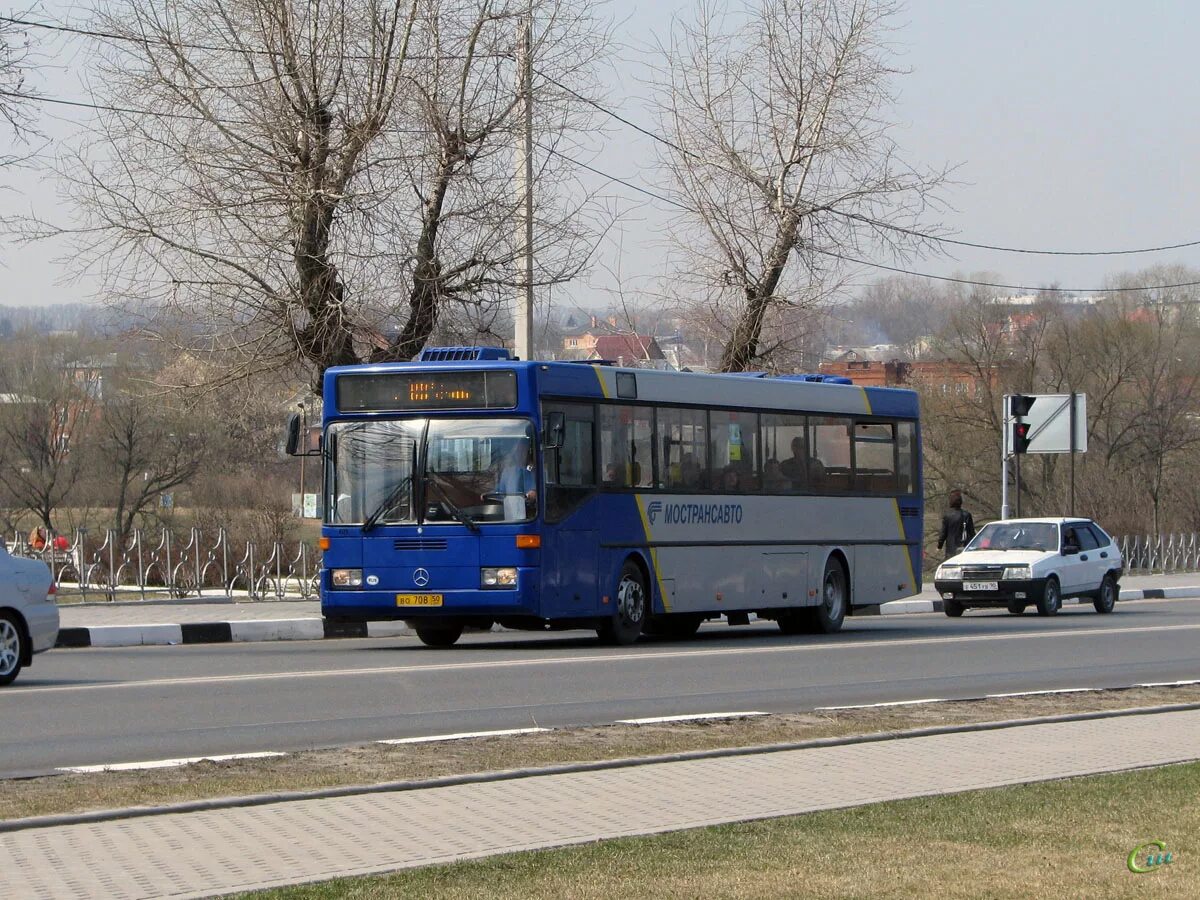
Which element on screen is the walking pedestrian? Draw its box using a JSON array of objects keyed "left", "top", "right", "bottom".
[{"left": 937, "top": 489, "right": 976, "bottom": 559}]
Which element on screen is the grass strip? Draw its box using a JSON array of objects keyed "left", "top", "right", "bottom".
[{"left": 235, "top": 760, "right": 1199, "bottom": 899}]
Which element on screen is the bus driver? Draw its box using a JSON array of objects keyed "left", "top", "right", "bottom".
[{"left": 493, "top": 439, "right": 536, "bottom": 519}]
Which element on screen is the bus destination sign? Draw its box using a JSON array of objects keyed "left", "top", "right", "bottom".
[{"left": 337, "top": 371, "right": 517, "bottom": 412}]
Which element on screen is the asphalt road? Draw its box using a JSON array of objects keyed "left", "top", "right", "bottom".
[{"left": 4, "top": 597, "right": 1200, "bottom": 777}]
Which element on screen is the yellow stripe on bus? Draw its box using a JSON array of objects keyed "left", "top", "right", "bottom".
[
  {"left": 893, "top": 498, "right": 918, "bottom": 593},
  {"left": 634, "top": 495, "right": 672, "bottom": 613}
]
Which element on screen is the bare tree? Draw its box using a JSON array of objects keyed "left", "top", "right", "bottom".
[
  {"left": 0, "top": 337, "right": 99, "bottom": 532},
  {"left": 93, "top": 389, "right": 210, "bottom": 543},
  {"left": 0, "top": 13, "right": 32, "bottom": 141},
  {"left": 655, "top": 0, "right": 945, "bottom": 372},
  {"left": 54, "top": 0, "right": 610, "bottom": 391}
]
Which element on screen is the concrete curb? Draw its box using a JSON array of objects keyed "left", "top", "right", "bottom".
[
  {"left": 54, "top": 585, "right": 1200, "bottom": 648},
  {"left": 56, "top": 619, "right": 414, "bottom": 648},
  {"left": 5, "top": 700, "right": 1200, "bottom": 835}
]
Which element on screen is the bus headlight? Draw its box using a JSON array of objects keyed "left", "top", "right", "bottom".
[
  {"left": 481, "top": 567, "right": 518, "bottom": 589},
  {"left": 330, "top": 568, "right": 363, "bottom": 588},
  {"left": 1003, "top": 566, "right": 1032, "bottom": 580},
  {"left": 937, "top": 565, "right": 962, "bottom": 580}
]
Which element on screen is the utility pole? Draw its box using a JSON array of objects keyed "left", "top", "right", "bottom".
[{"left": 514, "top": 13, "right": 534, "bottom": 361}]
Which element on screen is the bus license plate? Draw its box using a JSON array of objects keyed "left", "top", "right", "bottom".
[
  {"left": 963, "top": 581, "right": 997, "bottom": 591},
  {"left": 396, "top": 594, "right": 443, "bottom": 607}
]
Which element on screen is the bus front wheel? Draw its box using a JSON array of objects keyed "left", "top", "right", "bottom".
[
  {"left": 598, "top": 561, "right": 648, "bottom": 646},
  {"left": 414, "top": 620, "right": 464, "bottom": 648}
]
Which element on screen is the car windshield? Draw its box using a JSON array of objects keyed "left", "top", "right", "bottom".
[
  {"left": 325, "top": 418, "right": 536, "bottom": 526},
  {"left": 966, "top": 522, "right": 1059, "bottom": 552}
]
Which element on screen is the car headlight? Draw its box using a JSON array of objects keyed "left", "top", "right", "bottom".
[
  {"left": 1003, "top": 566, "right": 1032, "bottom": 580},
  {"left": 330, "top": 568, "right": 363, "bottom": 588},
  {"left": 481, "top": 567, "right": 518, "bottom": 589},
  {"left": 938, "top": 565, "right": 962, "bottom": 580}
]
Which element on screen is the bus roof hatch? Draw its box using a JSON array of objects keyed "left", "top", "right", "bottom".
[{"left": 418, "top": 347, "right": 513, "bottom": 362}]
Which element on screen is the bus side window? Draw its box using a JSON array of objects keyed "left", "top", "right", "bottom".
[
  {"left": 600, "top": 405, "right": 653, "bottom": 489},
  {"left": 544, "top": 402, "right": 596, "bottom": 522},
  {"left": 658, "top": 407, "right": 707, "bottom": 490}
]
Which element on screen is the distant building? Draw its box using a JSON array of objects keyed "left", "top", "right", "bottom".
[
  {"left": 818, "top": 357, "right": 1005, "bottom": 398},
  {"left": 588, "top": 334, "right": 668, "bottom": 368}
]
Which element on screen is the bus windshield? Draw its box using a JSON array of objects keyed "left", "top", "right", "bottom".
[{"left": 326, "top": 418, "right": 536, "bottom": 526}]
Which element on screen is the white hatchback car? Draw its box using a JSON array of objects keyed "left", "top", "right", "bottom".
[
  {"left": 0, "top": 541, "right": 59, "bottom": 686},
  {"left": 934, "top": 517, "right": 1123, "bottom": 617}
]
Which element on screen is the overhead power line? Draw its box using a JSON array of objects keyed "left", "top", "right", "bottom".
[
  {"left": 539, "top": 143, "right": 1200, "bottom": 295},
  {"left": 531, "top": 68, "right": 1200, "bottom": 259},
  {"left": 0, "top": 13, "right": 504, "bottom": 62}
]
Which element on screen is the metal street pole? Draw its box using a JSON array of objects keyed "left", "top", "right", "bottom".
[
  {"left": 1069, "top": 391, "right": 1076, "bottom": 516},
  {"left": 1001, "top": 395, "right": 1010, "bottom": 519},
  {"left": 298, "top": 402, "right": 306, "bottom": 517},
  {"left": 514, "top": 14, "right": 534, "bottom": 361}
]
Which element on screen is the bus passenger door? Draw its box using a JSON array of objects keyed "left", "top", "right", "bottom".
[{"left": 543, "top": 403, "right": 599, "bottom": 617}]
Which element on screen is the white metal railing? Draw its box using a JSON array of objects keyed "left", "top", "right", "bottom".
[
  {"left": 1117, "top": 533, "right": 1200, "bottom": 574},
  {"left": 4, "top": 527, "right": 319, "bottom": 602}
]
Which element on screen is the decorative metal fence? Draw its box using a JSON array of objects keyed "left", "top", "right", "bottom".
[
  {"left": 1116, "top": 533, "right": 1200, "bottom": 575},
  {"left": 4, "top": 527, "right": 319, "bottom": 602}
]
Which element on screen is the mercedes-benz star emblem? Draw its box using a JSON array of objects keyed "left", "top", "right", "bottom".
[{"left": 412, "top": 568, "right": 430, "bottom": 587}]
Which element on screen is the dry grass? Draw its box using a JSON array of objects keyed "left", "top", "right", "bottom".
[
  {"left": 5, "top": 685, "right": 1200, "bottom": 823},
  {"left": 236, "top": 761, "right": 1199, "bottom": 899}
]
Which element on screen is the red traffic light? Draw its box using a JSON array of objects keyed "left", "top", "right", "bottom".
[{"left": 1012, "top": 421, "right": 1032, "bottom": 454}]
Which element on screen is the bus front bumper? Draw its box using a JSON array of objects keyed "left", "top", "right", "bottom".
[{"left": 322, "top": 578, "right": 540, "bottom": 622}]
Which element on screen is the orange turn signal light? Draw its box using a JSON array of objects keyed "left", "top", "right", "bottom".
[
  {"left": 318, "top": 537, "right": 330, "bottom": 551},
  {"left": 515, "top": 534, "right": 541, "bottom": 549}
]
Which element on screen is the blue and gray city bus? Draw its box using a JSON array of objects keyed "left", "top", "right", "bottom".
[{"left": 288, "top": 347, "right": 922, "bottom": 647}]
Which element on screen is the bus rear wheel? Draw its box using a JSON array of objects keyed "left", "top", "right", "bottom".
[
  {"left": 807, "top": 558, "right": 847, "bottom": 634},
  {"left": 414, "top": 621, "right": 464, "bottom": 648},
  {"left": 598, "top": 561, "right": 647, "bottom": 646}
]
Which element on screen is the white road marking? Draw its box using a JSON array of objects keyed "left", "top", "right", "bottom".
[
  {"left": 816, "top": 698, "right": 947, "bottom": 711},
  {"left": 58, "top": 751, "right": 286, "bottom": 773},
  {"left": 1136, "top": 679, "right": 1200, "bottom": 687},
  {"left": 986, "top": 688, "right": 1098, "bottom": 698},
  {"left": 616, "top": 712, "right": 766, "bottom": 725},
  {"left": 21, "top": 621, "right": 1200, "bottom": 696},
  {"left": 377, "top": 727, "right": 549, "bottom": 745}
]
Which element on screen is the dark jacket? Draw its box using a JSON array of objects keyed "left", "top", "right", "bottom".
[{"left": 938, "top": 508, "right": 975, "bottom": 557}]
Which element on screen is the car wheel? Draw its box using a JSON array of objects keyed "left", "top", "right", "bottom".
[
  {"left": 1007, "top": 600, "right": 1027, "bottom": 615},
  {"left": 1036, "top": 577, "right": 1061, "bottom": 617},
  {"left": 414, "top": 621, "right": 464, "bottom": 648},
  {"left": 943, "top": 598, "right": 965, "bottom": 617},
  {"left": 0, "top": 613, "right": 25, "bottom": 687},
  {"left": 810, "top": 558, "right": 848, "bottom": 633},
  {"left": 1093, "top": 575, "right": 1117, "bottom": 614},
  {"left": 598, "top": 560, "right": 648, "bottom": 645}
]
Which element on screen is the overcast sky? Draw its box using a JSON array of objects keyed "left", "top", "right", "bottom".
[{"left": 4, "top": 0, "right": 1200, "bottom": 307}]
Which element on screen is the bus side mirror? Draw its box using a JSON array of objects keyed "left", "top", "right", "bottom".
[
  {"left": 543, "top": 412, "right": 565, "bottom": 449},
  {"left": 284, "top": 413, "right": 302, "bottom": 456}
]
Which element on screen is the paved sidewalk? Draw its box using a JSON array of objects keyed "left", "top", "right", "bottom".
[
  {"left": 3, "top": 708, "right": 1199, "bottom": 899},
  {"left": 53, "top": 573, "right": 1200, "bottom": 649}
]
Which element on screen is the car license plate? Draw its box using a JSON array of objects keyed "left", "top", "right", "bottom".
[
  {"left": 396, "top": 593, "right": 443, "bottom": 607},
  {"left": 963, "top": 581, "right": 998, "bottom": 591}
]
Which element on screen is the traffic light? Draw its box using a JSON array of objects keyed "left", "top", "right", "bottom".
[
  {"left": 1009, "top": 394, "right": 1035, "bottom": 418},
  {"left": 1011, "top": 420, "right": 1032, "bottom": 455}
]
